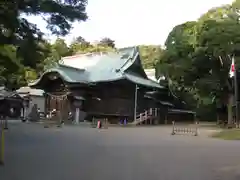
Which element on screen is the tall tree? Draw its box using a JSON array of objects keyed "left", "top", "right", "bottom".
[
  {"left": 70, "top": 36, "right": 91, "bottom": 53},
  {"left": 156, "top": 21, "right": 199, "bottom": 109},
  {"left": 52, "top": 38, "right": 71, "bottom": 57},
  {"left": 1, "top": 0, "right": 88, "bottom": 44},
  {"left": 138, "top": 45, "right": 164, "bottom": 69},
  {"left": 98, "top": 37, "right": 115, "bottom": 48},
  {"left": 75, "top": 36, "right": 88, "bottom": 44},
  {"left": 156, "top": 1, "right": 240, "bottom": 121},
  {"left": 0, "top": 0, "right": 88, "bottom": 88},
  {"left": 43, "top": 39, "right": 72, "bottom": 70}
]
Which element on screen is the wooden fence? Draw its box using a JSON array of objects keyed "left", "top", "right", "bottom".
[{"left": 171, "top": 121, "right": 198, "bottom": 136}]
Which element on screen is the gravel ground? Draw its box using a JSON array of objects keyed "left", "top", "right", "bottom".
[{"left": 0, "top": 122, "right": 240, "bottom": 180}]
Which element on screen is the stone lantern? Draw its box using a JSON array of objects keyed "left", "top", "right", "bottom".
[{"left": 73, "top": 96, "right": 85, "bottom": 124}]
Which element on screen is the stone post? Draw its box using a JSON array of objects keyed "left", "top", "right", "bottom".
[
  {"left": 75, "top": 108, "right": 80, "bottom": 124},
  {"left": 73, "top": 96, "right": 84, "bottom": 125}
]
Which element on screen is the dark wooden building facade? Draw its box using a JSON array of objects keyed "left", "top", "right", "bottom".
[{"left": 30, "top": 47, "right": 194, "bottom": 124}]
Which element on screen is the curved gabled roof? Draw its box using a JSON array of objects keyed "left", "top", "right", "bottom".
[
  {"left": 123, "top": 72, "right": 163, "bottom": 89},
  {"left": 59, "top": 47, "right": 139, "bottom": 82},
  {"left": 30, "top": 47, "right": 164, "bottom": 89},
  {"left": 29, "top": 64, "right": 88, "bottom": 87}
]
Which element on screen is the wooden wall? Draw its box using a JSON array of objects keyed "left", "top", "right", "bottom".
[
  {"left": 82, "top": 80, "right": 156, "bottom": 122},
  {"left": 84, "top": 98, "right": 134, "bottom": 116},
  {"left": 43, "top": 77, "right": 164, "bottom": 123}
]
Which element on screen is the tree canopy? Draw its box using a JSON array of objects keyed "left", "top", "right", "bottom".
[
  {"left": 98, "top": 37, "right": 116, "bottom": 48},
  {"left": 156, "top": 0, "right": 240, "bottom": 120},
  {"left": 0, "top": 0, "right": 88, "bottom": 89}
]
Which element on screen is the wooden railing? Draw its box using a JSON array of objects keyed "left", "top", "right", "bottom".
[
  {"left": 171, "top": 121, "right": 198, "bottom": 136},
  {"left": 132, "top": 108, "right": 159, "bottom": 125}
]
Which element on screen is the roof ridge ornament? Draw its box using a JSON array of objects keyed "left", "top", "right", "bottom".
[{"left": 117, "top": 47, "right": 138, "bottom": 72}]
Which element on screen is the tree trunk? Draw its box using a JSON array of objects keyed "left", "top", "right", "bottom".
[{"left": 227, "top": 93, "right": 234, "bottom": 125}]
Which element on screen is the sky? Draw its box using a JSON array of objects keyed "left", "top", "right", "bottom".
[{"left": 27, "top": 0, "right": 234, "bottom": 48}]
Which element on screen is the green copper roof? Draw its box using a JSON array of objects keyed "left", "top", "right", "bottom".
[
  {"left": 124, "top": 73, "right": 163, "bottom": 88},
  {"left": 30, "top": 47, "right": 164, "bottom": 89},
  {"left": 47, "top": 65, "right": 88, "bottom": 83},
  {"left": 59, "top": 47, "right": 138, "bottom": 82},
  {"left": 29, "top": 64, "right": 88, "bottom": 87}
]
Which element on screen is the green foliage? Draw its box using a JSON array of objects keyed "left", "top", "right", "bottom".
[
  {"left": 70, "top": 36, "right": 91, "bottom": 53},
  {"left": 212, "top": 130, "right": 240, "bottom": 140},
  {"left": 156, "top": 1, "right": 240, "bottom": 119},
  {"left": 0, "top": 0, "right": 88, "bottom": 89},
  {"left": 43, "top": 38, "right": 72, "bottom": 70},
  {"left": 98, "top": 38, "right": 115, "bottom": 48},
  {"left": 139, "top": 45, "right": 164, "bottom": 69}
]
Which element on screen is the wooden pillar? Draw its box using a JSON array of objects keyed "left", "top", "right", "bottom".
[
  {"left": 49, "top": 95, "right": 52, "bottom": 112},
  {"left": 23, "top": 106, "right": 27, "bottom": 121},
  {"left": 45, "top": 94, "right": 48, "bottom": 114},
  {"left": 44, "top": 93, "right": 47, "bottom": 115},
  {"left": 155, "top": 108, "right": 157, "bottom": 117},
  {"left": 150, "top": 108, "right": 153, "bottom": 116},
  {"left": 165, "top": 107, "right": 169, "bottom": 124},
  {"left": 164, "top": 114, "right": 168, "bottom": 124},
  {"left": 62, "top": 98, "right": 68, "bottom": 121}
]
